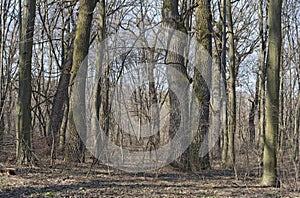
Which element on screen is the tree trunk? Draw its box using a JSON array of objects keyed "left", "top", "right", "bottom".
[
  {"left": 188, "top": 0, "right": 212, "bottom": 171},
  {"left": 59, "top": 100, "right": 69, "bottom": 152},
  {"left": 293, "top": 88, "right": 300, "bottom": 179},
  {"left": 225, "top": 0, "right": 236, "bottom": 169},
  {"left": 91, "top": 0, "right": 106, "bottom": 161},
  {"left": 0, "top": 101, "right": 4, "bottom": 148},
  {"left": 146, "top": 49, "right": 160, "bottom": 152},
  {"left": 220, "top": 0, "right": 228, "bottom": 165},
  {"left": 249, "top": 77, "right": 259, "bottom": 144},
  {"left": 47, "top": 11, "right": 74, "bottom": 145},
  {"left": 49, "top": 46, "right": 73, "bottom": 158},
  {"left": 258, "top": 0, "right": 267, "bottom": 175},
  {"left": 261, "top": 0, "right": 282, "bottom": 187},
  {"left": 16, "top": 0, "right": 36, "bottom": 165},
  {"left": 49, "top": 4, "right": 75, "bottom": 161},
  {"left": 162, "top": 0, "right": 190, "bottom": 170},
  {"left": 0, "top": 0, "right": 5, "bottom": 148},
  {"left": 65, "top": 0, "right": 97, "bottom": 163},
  {"left": 211, "top": 19, "right": 222, "bottom": 160}
]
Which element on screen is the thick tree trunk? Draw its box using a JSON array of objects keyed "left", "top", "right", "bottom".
[
  {"left": 188, "top": 0, "right": 212, "bottom": 171},
  {"left": 65, "top": 0, "right": 97, "bottom": 163},
  {"left": 225, "top": 0, "right": 236, "bottom": 169},
  {"left": 162, "top": 0, "right": 190, "bottom": 170},
  {"left": 16, "top": 0, "right": 36, "bottom": 165},
  {"left": 261, "top": 0, "right": 282, "bottom": 187}
]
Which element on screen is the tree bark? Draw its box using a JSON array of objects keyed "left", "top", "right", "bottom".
[
  {"left": 162, "top": 0, "right": 190, "bottom": 170},
  {"left": 16, "top": 0, "right": 36, "bottom": 165},
  {"left": 65, "top": 0, "right": 97, "bottom": 163},
  {"left": 249, "top": 77, "right": 259, "bottom": 144},
  {"left": 258, "top": 0, "right": 267, "bottom": 174},
  {"left": 261, "top": 0, "right": 282, "bottom": 187},
  {"left": 293, "top": 86, "right": 300, "bottom": 178},
  {"left": 91, "top": 0, "right": 106, "bottom": 161},
  {"left": 49, "top": 46, "right": 73, "bottom": 157},
  {"left": 220, "top": 0, "right": 228, "bottom": 165},
  {"left": 225, "top": 0, "right": 236, "bottom": 169},
  {"left": 188, "top": 0, "right": 212, "bottom": 171},
  {"left": 48, "top": 9, "right": 74, "bottom": 148},
  {"left": 0, "top": 0, "right": 5, "bottom": 148}
]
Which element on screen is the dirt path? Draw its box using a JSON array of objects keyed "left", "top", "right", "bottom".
[{"left": 0, "top": 163, "right": 299, "bottom": 197}]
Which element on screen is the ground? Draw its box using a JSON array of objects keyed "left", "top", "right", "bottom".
[{"left": 0, "top": 162, "right": 299, "bottom": 197}]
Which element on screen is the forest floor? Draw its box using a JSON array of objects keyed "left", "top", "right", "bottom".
[{"left": 0, "top": 161, "right": 299, "bottom": 198}]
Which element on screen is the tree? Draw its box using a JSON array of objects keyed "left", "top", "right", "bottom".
[
  {"left": 92, "top": 0, "right": 106, "bottom": 162},
  {"left": 294, "top": 72, "right": 300, "bottom": 178},
  {"left": 162, "top": 0, "right": 213, "bottom": 171},
  {"left": 261, "top": 0, "right": 282, "bottom": 187},
  {"left": 219, "top": 0, "right": 228, "bottom": 164},
  {"left": 65, "top": 0, "right": 97, "bottom": 163},
  {"left": 258, "top": 0, "right": 267, "bottom": 172},
  {"left": 162, "top": 0, "right": 187, "bottom": 169},
  {"left": 16, "top": 0, "right": 36, "bottom": 165},
  {"left": 47, "top": 3, "right": 75, "bottom": 163},
  {"left": 188, "top": 0, "right": 212, "bottom": 170},
  {"left": 248, "top": 79, "right": 259, "bottom": 144},
  {"left": 0, "top": 0, "right": 6, "bottom": 147},
  {"left": 0, "top": 0, "right": 19, "bottom": 151},
  {"left": 225, "top": 0, "right": 236, "bottom": 169}
]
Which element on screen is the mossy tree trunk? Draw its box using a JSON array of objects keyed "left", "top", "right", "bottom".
[
  {"left": 261, "top": 0, "right": 282, "bottom": 187},
  {"left": 65, "top": 0, "right": 97, "bottom": 163}
]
